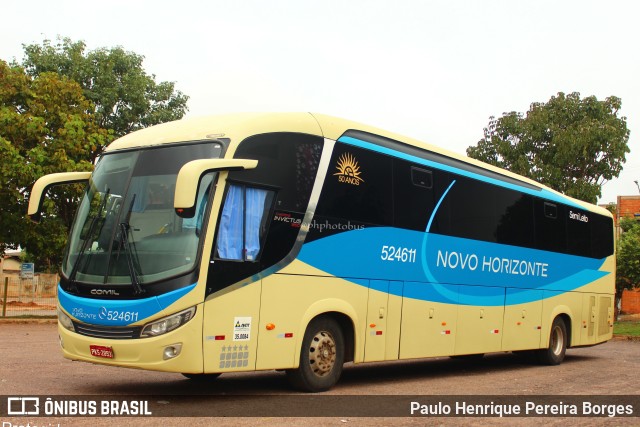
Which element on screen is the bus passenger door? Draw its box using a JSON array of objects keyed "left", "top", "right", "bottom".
[
  {"left": 502, "top": 288, "right": 543, "bottom": 351},
  {"left": 455, "top": 285, "right": 505, "bottom": 355},
  {"left": 364, "top": 280, "right": 402, "bottom": 362}
]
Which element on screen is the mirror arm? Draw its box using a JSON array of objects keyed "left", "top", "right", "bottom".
[
  {"left": 28, "top": 172, "right": 92, "bottom": 221},
  {"left": 174, "top": 159, "right": 258, "bottom": 216}
]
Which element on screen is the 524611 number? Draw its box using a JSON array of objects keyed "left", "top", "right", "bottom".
[{"left": 381, "top": 245, "right": 417, "bottom": 263}]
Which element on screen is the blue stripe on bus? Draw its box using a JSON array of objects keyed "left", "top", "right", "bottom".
[
  {"left": 59, "top": 283, "right": 196, "bottom": 326},
  {"left": 427, "top": 180, "right": 456, "bottom": 233},
  {"left": 297, "top": 228, "right": 608, "bottom": 306},
  {"left": 337, "top": 135, "right": 584, "bottom": 209}
]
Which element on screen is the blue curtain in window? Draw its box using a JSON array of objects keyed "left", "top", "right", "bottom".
[
  {"left": 217, "top": 185, "right": 244, "bottom": 260},
  {"left": 245, "top": 188, "right": 268, "bottom": 260}
]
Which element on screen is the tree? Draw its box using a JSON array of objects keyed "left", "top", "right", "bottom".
[
  {"left": 18, "top": 37, "right": 189, "bottom": 159},
  {"left": 0, "top": 60, "right": 111, "bottom": 270},
  {"left": 1, "top": 37, "right": 189, "bottom": 270},
  {"left": 467, "top": 92, "right": 630, "bottom": 203},
  {"left": 616, "top": 218, "right": 640, "bottom": 315}
]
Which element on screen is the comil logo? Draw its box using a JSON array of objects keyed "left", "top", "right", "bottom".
[
  {"left": 334, "top": 153, "right": 364, "bottom": 186},
  {"left": 91, "top": 288, "right": 120, "bottom": 296}
]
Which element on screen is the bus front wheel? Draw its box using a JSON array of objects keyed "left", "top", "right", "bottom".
[
  {"left": 536, "top": 317, "right": 567, "bottom": 365},
  {"left": 286, "top": 316, "right": 345, "bottom": 392}
]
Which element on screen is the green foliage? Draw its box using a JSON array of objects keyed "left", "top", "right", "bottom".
[
  {"left": 1, "top": 37, "right": 190, "bottom": 271},
  {"left": 19, "top": 37, "right": 189, "bottom": 151},
  {"left": 467, "top": 92, "right": 630, "bottom": 203},
  {"left": 0, "top": 60, "right": 110, "bottom": 271},
  {"left": 617, "top": 218, "right": 640, "bottom": 296}
]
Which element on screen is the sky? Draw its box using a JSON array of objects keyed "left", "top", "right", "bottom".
[{"left": 2, "top": 0, "right": 639, "bottom": 204}]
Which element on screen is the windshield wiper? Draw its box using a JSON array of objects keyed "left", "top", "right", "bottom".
[
  {"left": 118, "top": 194, "right": 145, "bottom": 295},
  {"left": 68, "top": 188, "right": 111, "bottom": 289}
]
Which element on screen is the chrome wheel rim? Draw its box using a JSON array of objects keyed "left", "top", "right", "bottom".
[{"left": 550, "top": 325, "right": 564, "bottom": 356}]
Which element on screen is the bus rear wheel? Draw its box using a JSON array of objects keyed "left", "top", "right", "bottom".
[
  {"left": 536, "top": 317, "right": 567, "bottom": 365},
  {"left": 286, "top": 316, "right": 344, "bottom": 392}
]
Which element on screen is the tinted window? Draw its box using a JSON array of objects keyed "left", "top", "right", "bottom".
[
  {"left": 315, "top": 144, "right": 393, "bottom": 226},
  {"left": 394, "top": 159, "right": 437, "bottom": 231},
  {"left": 495, "top": 194, "right": 534, "bottom": 247},
  {"left": 591, "top": 214, "right": 614, "bottom": 258},
  {"left": 436, "top": 176, "right": 534, "bottom": 245},
  {"left": 425, "top": 170, "right": 454, "bottom": 234},
  {"left": 207, "top": 133, "right": 323, "bottom": 294},
  {"left": 566, "top": 207, "right": 592, "bottom": 257},
  {"left": 535, "top": 200, "right": 567, "bottom": 253},
  {"left": 232, "top": 133, "right": 322, "bottom": 212}
]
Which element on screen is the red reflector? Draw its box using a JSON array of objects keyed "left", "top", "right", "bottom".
[
  {"left": 215, "top": 335, "right": 225, "bottom": 341},
  {"left": 375, "top": 331, "right": 383, "bottom": 336},
  {"left": 284, "top": 333, "right": 293, "bottom": 338}
]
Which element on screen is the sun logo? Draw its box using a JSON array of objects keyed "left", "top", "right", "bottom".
[{"left": 334, "top": 152, "right": 364, "bottom": 185}]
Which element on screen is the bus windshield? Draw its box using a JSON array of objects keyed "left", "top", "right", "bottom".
[{"left": 63, "top": 142, "right": 223, "bottom": 287}]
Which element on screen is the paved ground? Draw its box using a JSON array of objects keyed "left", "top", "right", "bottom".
[{"left": 0, "top": 322, "right": 638, "bottom": 426}]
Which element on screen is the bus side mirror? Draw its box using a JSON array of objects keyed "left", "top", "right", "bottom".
[
  {"left": 28, "top": 172, "right": 92, "bottom": 222},
  {"left": 174, "top": 158, "right": 258, "bottom": 217}
]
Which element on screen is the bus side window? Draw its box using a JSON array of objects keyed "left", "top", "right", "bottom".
[
  {"left": 534, "top": 199, "right": 566, "bottom": 253},
  {"left": 393, "top": 159, "right": 437, "bottom": 231},
  {"left": 215, "top": 184, "right": 275, "bottom": 262}
]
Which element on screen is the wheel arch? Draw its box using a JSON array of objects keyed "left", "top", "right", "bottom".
[
  {"left": 543, "top": 305, "right": 574, "bottom": 348},
  {"left": 295, "top": 299, "right": 360, "bottom": 368},
  {"left": 556, "top": 312, "right": 572, "bottom": 348}
]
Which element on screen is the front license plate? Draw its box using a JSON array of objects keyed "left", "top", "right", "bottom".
[{"left": 90, "top": 345, "right": 114, "bottom": 359}]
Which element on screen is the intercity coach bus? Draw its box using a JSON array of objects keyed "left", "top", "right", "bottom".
[{"left": 28, "top": 113, "right": 615, "bottom": 392}]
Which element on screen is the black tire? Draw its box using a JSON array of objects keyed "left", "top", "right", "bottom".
[
  {"left": 182, "top": 373, "right": 221, "bottom": 381},
  {"left": 536, "top": 317, "right": 568, "bottom": 365},
  {"left": 286, "top": 316, "right": 345, "bottom": 392}
]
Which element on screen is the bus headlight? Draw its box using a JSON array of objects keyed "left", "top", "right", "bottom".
[
  {"left": 140, "top": 307, "right": 196, "bottom": 338},
  {"left": 58, "top": 307, "right": 75, "bottom": 332}
]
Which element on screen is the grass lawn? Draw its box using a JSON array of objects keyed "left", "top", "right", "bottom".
[{"left": 614, "top": 321, "right": 640, "bottom": 336}]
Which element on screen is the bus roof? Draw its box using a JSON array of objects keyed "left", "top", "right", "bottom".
[{"left": 104, "top": 112, "right": 610, "bottom": 217}]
